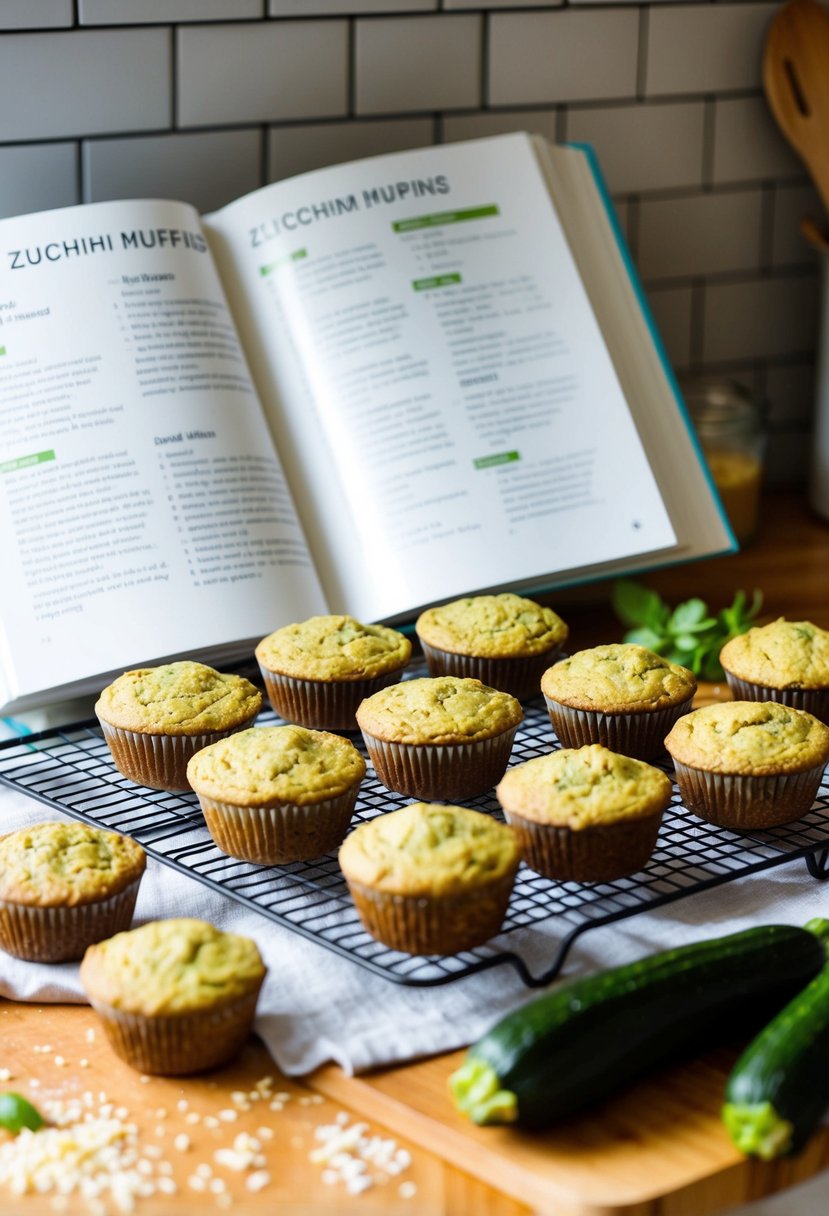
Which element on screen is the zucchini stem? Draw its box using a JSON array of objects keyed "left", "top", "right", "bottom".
[
  {"left": 448, "top": 1056, "right": 518, "bottom": 1125},
  {"left": 805, "top": 917, "right": 829, "bottom": 946},
  {"left": 722, "top": 1101, "right": 794, "bottom": 1160}
]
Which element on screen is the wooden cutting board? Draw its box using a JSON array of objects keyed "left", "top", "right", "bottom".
[{"left": 310, "top": 1047, "right": 829, "bottom": 1215}]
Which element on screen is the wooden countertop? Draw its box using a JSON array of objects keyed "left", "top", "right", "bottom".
[{"left": 3, "top": 489, "right": 829, "bottom": 1216}]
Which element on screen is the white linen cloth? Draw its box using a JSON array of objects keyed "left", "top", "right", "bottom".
[{"left": 1, "top": 781, "right": 829, "bottom": 1078}]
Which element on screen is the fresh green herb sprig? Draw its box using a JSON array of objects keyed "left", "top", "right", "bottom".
[{"left": 611, "top": 580, "right": 763, "bottom": 681}]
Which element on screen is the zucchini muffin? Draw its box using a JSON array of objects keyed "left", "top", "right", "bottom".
[
  {"left": 664, "top": 700, "right": 829, "bottom": 829},
  {"left": 187, "top": 725, "right": 366, "bottom": 865},
  {"left": 415, "top": 593, "right": 569, "bottom": 701},
  {"left": 719, "top": 618, "right": 829, "bottom": 726},
  {"left": 540, "top": 643, "right": 697, "bottom": 760},
  {"left": 338, "top": 802, "right": 520, "bottom": 955},
  {"left": 255, "top": 615, "right": 411, "bottom": 730},
  {"left": 0, "top": 822, "right": 146, "bottom": 963},
  {"left": 355, "top": 676, "right": 523, "bottom": 801},
  {"left": 80, "top": 918, "right": 266, "bottom": 1075},
  {"left": 495, "top": 745, "right": 672, "bottom": 882},
  {"left": 96, "top": 661, "right": 262, "bottom": 791}
]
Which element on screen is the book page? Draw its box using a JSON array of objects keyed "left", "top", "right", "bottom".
[
  {"left": 0, "top": 199, "right": 325, "bottom": 707},
  {"left": 206, "top": 134, "right": 677, "bottom": 622}
]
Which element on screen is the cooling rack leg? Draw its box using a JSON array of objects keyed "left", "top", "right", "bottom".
[{"left": 805, "top": 850, "right": 829, "bottom": 879}]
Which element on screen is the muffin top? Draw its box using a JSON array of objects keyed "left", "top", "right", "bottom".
[
  {"left": 338, "top": 803, "right": 520, "bottom": 897},
  {"left": 355, "top": 676, "right": 523, "bottom": 744},
  {"left": 415, "top": 593, "right": 568, "bottom": 659},
  {"left": 79, "top": 918, "right": 266, "bottom": 1016},
  {"left": 495, "top": 744, "right": 673, "bottom": 830},
  {"left": 255, "top": 615, "right": 411, "bottom": 682},
  {"left": 0, "top": 822, "right": 146, "bottom": 908},
  {"left": 186, "top": 725, "right": 365, "bottom": 806},
  {"left": 720, "top": 619, "right": 829, "bottom": 690},
  {"left": 540, "top": 644, "right": 697, "bottom": 713},
  {"left": 664, "top": 700, "right": 829, "bottom": 775},
  {"left": 95, "top": 661, "right": 262, "bottom": 736}
]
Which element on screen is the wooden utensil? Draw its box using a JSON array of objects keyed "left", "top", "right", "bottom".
[{"left": 763, "top": 0, "right": 829, "bottom": 222}]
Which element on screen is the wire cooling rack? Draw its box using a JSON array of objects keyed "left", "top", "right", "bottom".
[{"left": 1, "top": 679, "right": 828, "bottom": 989}]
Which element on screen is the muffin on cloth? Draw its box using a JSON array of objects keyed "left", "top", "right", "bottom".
[
  {"left": 187, "top": 725, "right": 366, "bottom": 865},
  {"left": 96, "top": 661, "right": 262, "bottom": 791},
  {"left": 664, "top": 700, "right": 829, "bottom": 829},
  {"left": 415, "top": 593, "right": 569, "bottom": 700},
  {"left": 495, "top": 744, "right": 672, "bottom": 882},
  {"left": 540, "top": 643, "right": 697, "bottom": 760},
  {"left": 80, "top": 918, "right": 266, "bottom": 1075},
  {"left": 255, "top": 614, "right": 411, "bottom": 730},
  {"left": 355, "top": 676, "right": 523, "bottom": 801},
  {"left": 338, "top": 802, "right": 520, "bottom": 955},
  {"left": 0, "top": 822, "right": 146, "bottom": 963},
  {"left": 719, "top": 618, "right": 829, "bottom": 725}
]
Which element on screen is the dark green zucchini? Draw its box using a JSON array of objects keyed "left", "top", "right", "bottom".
[
  {"left": 723, "top": 917, "right": 829, "bottom": 1160},
  {"left": 449, "top": 923, "right": 825, "bottom": 1128}
]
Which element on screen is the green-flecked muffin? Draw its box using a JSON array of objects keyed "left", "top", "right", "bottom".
[
  {"left": 95, "top": 661, "right": 262, "bottom": 792},
  {"left": 540, "top": 643, "right": 697, "bottom": 760},
  {"left": 0, "top": 822, "right": 146, "bottom": 963},
  {"left": 415, "top": 593, "right": 569, "bottom": 701},
  {"left": 719, "top": 618, "right": 829, "bottom": 726},
  {"left": 355, "top": 676, "right": 523, "bottom": 801},
  {"left": 187, "top": 725, "right": 366, "bottom": 865},
  {"left": 80, "top": 918, "right": 267, "bottom": 1075},
  {"left": 495, "top": 745, "right": 672, "bottom": 882},
  {"left": 255, "top": 614, "right": 411, "bottom": 730},
  {"left": 338, "top": 803, "right": 520, "bottom": 955},
  {"left": 665, "top": 700, "right": 829, "bottom": 829}
]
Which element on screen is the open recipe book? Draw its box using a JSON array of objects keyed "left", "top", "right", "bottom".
[{"left": 0, "top": 132, "right": 734, "bottom": 716}]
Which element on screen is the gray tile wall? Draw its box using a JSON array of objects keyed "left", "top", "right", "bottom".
[{"left": 0, "top": 0, "right": 819, "bottom": 485}]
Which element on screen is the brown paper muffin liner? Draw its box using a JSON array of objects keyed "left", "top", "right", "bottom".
[
  {"left": 86, "top": 987, "right": 262, "bottom": 1075},
  {"left": 670, "top": 759, "right": 827, "bottom": 829},
  {"left": 344, "top": 869, "right": 517, "bottom": 955},
  {"left": 98, "top": 715, "right": 259, "bottom": 791},
  {"left": 419, "top": 640, "right": 563, "bottom": 702},
  {"left": 258, "top": 666, "right": 406, "bottom": 731},
  {"left": 360, "top": 727, "right": 519, "bottom": 802},
  {"left": 722, "top": 675, "right": 829, "bottom": 727},
  {"left": 503, "top": 810, "right": 663, "bottom": 883},
  {"left": 197, "top": 786, "right": 361, "bottom": 865},
  {"left": 0, "top": 877, "right": 143, "bottom": 963},
  {"left": 543, "top": 695, "right": 695, "bottom": 760}
]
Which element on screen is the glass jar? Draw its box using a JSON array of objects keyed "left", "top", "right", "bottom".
[{"left": 679, "top": 376, "right": 767, "bottom": 545}]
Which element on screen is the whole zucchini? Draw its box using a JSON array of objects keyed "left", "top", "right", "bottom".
[
  {"left": 723, "top": 917, "right": 829, "bottom": 1160},
  {"left": 449, "top": 924, "right": 825, "bottom": 1128}
]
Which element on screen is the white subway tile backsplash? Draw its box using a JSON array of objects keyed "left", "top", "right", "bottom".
[
  {"left": 444, "top": 0, "right": 560, "bottom": 9},
  {"left": 178, "top": 21, "right": 348, "bottom": 127},
  {"left": 0, "top": 143, "right": 78, "bottom": 219},
  {"left": 355, "top": 15, "right": 481, "bottom": 115},
  {"left": 712, "top": 97, "right": 803, "bottom": 186},
  {"left": 638, "top": 190, "right": 764, "bottom": 281},
  {"left": 489, "top": 9, "right": 639, "bottom": 107},
  {"left": 771, "top": 183, "right": 824, "bottom": 268},
  {"left": 643, "top": 284, "right": 694, "bottom": 371},
  {"left": 764, "top": 360, "right": 817, "bottom": 427},
  {"left": 442, "top": 109, "right": 558, "bottom": 144},
  {"left": 645, "top": 4, "right": 777, "bottom": 98},
  {"left": 268, "top": 118, "right": 434, "bottom": 182},
  {"left": 0, "top": 0, "right": 72, "bottom": 29},
  {"left": 565, "top": 101, "right": 705, "bottom": 195},
  {"left": 270, "top": 0, "right": 435, "bottom": 11},
  {"left": 703, "top": 274, "right": 819, "bottom": 363},
  {"left": 79, "top": 0, "right": 262, "bottom": 22},
  {"left": 83, "top": 129, "right": 262, "bottom": 214},
  {"left": 0, "top": 29, "right": 171, "bottom": 142}
]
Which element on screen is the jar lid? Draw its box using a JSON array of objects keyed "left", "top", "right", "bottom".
[{"left": 679, "top": 375, "right": 766, "bottom": 431}]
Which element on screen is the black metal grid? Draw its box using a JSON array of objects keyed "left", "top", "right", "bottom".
[{"left": 1, "top": 685, "right": 828, "bottom": 989}]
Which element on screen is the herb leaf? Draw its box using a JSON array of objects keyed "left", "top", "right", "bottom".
[
  {"left": 0, "top": 1092, "right": 44, "bottom": 1134},
  {"left": 611, "top": 581, "right": 763, "bottom": 679}
]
